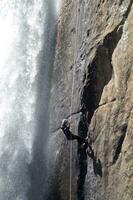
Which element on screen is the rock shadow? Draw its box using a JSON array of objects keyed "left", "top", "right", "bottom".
[
  {"left": 93, "top": 157, "right": 102, "bottom": 177},
  {"left": 77, "top": 11, "right": 129, "bottom": 199},
  {"left": 87, "top": 149, "right": 102, "bottom": 177}
]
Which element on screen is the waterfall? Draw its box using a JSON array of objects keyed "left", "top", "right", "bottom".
[{"left": 0, "top": 0, "right": 57, "bottom": 199}]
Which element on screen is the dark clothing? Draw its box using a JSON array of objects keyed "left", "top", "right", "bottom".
[
  {"left": 61, "top": 126, "right": 86, "bottom": 145},
  {"left": 86, "top": 145, "right": 94, "bottom": 159},
  {"left": 61, "top": 123, "right": 94, "bottom": 158}
]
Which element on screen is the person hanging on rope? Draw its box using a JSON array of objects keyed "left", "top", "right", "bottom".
[{"left": 61, "top": 119, "right": 94, "bottom": 158}]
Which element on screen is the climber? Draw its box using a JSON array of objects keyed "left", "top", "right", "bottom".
[
  {"left": 61, "top": 119, "right": 88, "bottom": 145},
  {"left": 61, "top": 119, "right": 94, "bottom": 156}
]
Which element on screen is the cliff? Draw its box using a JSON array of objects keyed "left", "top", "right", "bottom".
[{"left": 48, "top": 0, "right": 133, "bottom": 200}]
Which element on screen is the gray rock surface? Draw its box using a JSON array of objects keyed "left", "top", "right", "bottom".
[{"left": 48, "top": 0, "right": 133, "bottom": 199}]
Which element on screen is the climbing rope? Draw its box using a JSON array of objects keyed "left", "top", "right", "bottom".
[{"left": 69, "top": 1, "right": 79, "bottom": 199}]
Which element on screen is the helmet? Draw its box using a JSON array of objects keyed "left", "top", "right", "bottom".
[{"left": 61, "top": 119, "right": 70, "bottom": 128}]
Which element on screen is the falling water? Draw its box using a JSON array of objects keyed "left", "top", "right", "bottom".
[{"left": 0, "top": 0, "right": 57, "bottom": 199}]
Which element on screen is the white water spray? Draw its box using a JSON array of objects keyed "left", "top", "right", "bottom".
[{"left": 0, "top": 0, "right": 57, "bottom": 199}]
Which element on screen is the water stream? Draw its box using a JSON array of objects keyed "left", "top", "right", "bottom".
[{"left": 0, "top": 0, "right": 57, "bottom": 199}]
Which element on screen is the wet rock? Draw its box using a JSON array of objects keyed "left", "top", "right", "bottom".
[{"left": 48, "top": 0, "right": 133, "bottom": 200}]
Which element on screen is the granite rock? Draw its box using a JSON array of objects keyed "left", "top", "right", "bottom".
[{"left": 48, "top": 1, "right": 133, "bottom": 199}]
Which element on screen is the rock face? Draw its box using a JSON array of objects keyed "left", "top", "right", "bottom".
[{"left": 48, "top": 0, "right": 133, "bottom": 200}]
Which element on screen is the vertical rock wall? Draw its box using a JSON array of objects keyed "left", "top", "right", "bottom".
[{"left": 49, "top": 0, "right": 133, "bottom": 200}]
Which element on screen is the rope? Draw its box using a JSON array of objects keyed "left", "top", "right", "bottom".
[{"left": 69, "top": 1, "right": 79, "bottom": 199}]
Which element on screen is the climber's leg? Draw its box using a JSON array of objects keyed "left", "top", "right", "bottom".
[
  {"left": 86, "top": 145, "right": 94, "bottom": 159},
  {"left": 68, "top": 134, "right": 86, "bottom": 144}
]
